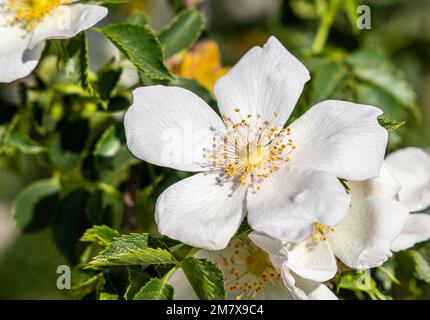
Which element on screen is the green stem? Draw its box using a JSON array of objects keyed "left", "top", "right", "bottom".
[
  {"left": 162, "top": 266, "right": 178, "bottom": 285},
  {"left": 311, "top": 0, "right": 340, "bottom": 54}
]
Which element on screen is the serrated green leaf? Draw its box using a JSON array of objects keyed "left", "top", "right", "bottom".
[
  {"left": 93, "top": 125, "right": 121, "bottom": 157},
  {"left": 181, "top": 257, "right": 225, "bottom": 300},
  {"left": 101, "top": 23, "right": 172, "bottom": 80},
  {"left": 80, "top": 225, "right": 120, "bottom": 247},
  {"left": 133, "top": 278, "right": 174, "bottom": 300},
  {"left": 65, "top": 32, "right": 95, "bottom": 95},
  {"left": 159, "top": 9, "right": 205, "bottom": 58},
  {"left": 12, "top": 178, "right": 60, "bottom": 230},
  {"left": 378, "top": 117, "right": 405, "bottom": 132},
  {"left": 89, "top": 233, "right": 177, "bottom": 267},
  {"left": 91, "top": 247, "right": 176, "bottom": 267}
]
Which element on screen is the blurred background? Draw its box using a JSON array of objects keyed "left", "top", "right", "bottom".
[{"left": 0, "top": 0, "right": 429, "bottom": 299}]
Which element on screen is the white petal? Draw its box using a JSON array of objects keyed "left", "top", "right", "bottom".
[
  {"left": 156, "top": 172, "right": 247, "bottom": 250},
  {"left": 248, "top": 232, "right": 287, "bottom": 268},
  {"left": 29, "top": 4, "right": 108, "bottom": 50},
  {"left": 166, "top": 268, "right": 198, "bottom": 300},
  {"left": 247, "top": 166, "right": 351, "bottom": 243},
  {"left": 248, "top": 231, "right": 284, "bottom": 257},
  {"left": 285, "top": 238, "right": 338, "bottom": 282},
  {"left": 385, "top": 147, "right": 430, "bottom": 212},
  {"left": 288, "top": 100, "right": 388, "bottom": 181},
  {"left": 258, "top": 277, "right": 295, "bottom": 300},
  {"left": 0, "top": 27, "right": 44, "bottom": 83},
  {"left": 348, "top": 163, "right": 402, "bottom": 201},
  {"left": 391, "top": 214, "right": 430, "bottom": 252},
  {"left": 213, "top": 36, "right": 310, "bottom": 126},
  {"left": 124, "top": 86, "right": 227, "bottom": 172},
  {"left": 305, "top": 283, "right": 338, "bottom": 300},
  {"left": 281, "top": 263, "right": 309, "bottom": 300},
  {"left": 290, "top": 269, "right": 338, "bottom": 300},
  {"left": 329, "top": 196, "right": 409, "bottom": 269}
]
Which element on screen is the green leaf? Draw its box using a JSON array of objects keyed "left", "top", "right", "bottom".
[
  {"left": 80, "top": 225, "right": 120, "bottom": 247},
  {"left": 356, "top": 83, "right": 404, "bottom": 120},
  {"left": 89, "top": 233, "right": 177, "bottom": 267},
  {"left": 170, "top": 76, "right": 213, "bottom": 104},
  {"left": 125, "top": 266, "right": 151, "bottom": 300},
  {"left": 181, "top": 257, "right": 225, "bottom": 300},
  {"left": 7, "top": 131, "right": 46, "bottom": 154},
  {"left": 159, "top": 9, "right": 205, "bottom": 58},
  {"left": 127, "top": 10, "right": 149, "bottom": 25},
  {"left": 397, "top": 250, "right": 430, "bottom": 283},
  {"left": 310, "top": 58, "right": 346, "bottom": 104},
  {"left": 65, "top": 32, "right": 95, "bottom": 94},
  {"left": 101, "top": 23, "right": 172, "bottom": 80},
  {"left": 99, "top": 292, "right": 119, "bottom": 300},
  {"left": 47, "top": 135, "right": 80, "bottom": 172},
  {"left": 378, "top": 117, "right": 405, "bottom": 132},
  {"left": 97, "top": 67, "right": 122, "bottom": 101},
  {"left": 12, "top": 178, "right": 60, "bottom": 230},
  {"left": 335, "top": 270, "right": 391, "bottom": 300},
  {"left": 347, "top": 49, "right": 416, "bottom": 107},
  {"left": 93, "top": 125, "right": 121, "bottom": 157},
  {"left": 53, "top": 189, "right": 92, "bottom": 263},
  {"left": 133, "top": 278, "right": 174, "bottom": 300}
]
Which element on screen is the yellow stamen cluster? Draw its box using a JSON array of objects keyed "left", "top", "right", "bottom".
[
  {"left": 312, "top": 222, "right": 335, "bottom": 241},
  {"left": 217, "top": 240, "right": 282, "bottom": 300},
  {"left": 204, "top": 108, "right": 296, "bottom": 190},
  {"left": 2, "top": 0, "right": 65, "bottom": 30}
]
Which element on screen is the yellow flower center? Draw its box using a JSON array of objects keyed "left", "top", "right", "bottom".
[
  {"left": 312, "top": 222, "right": 335, "bottom": 242},
  {"left": 3, "top": 0, "right": 65, "bottom": 29},
  {"left": 204, "top": 109, "right": 296, "bottom": 191},
  {"left": 218, "top": 240, "right": 282, "bottom": 300},
  {"left": 245, "top": 247, "right": 271, "bottom": 277}
]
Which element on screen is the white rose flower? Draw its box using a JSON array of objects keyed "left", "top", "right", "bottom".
[
  {"left": 0, "top": 0, "right": 108, "bottom": 83},
  {"left": 168, "top": 232, "right": 338, "bottom": 300},
  {"left": 280, "top": 148, "right": 430, "bottom": 282},
  {"left": 386, "top": 147, "right": 430, "bottom": 251},
  {"left": 124, "top": 36, "right": 388, "bottom": 250}
]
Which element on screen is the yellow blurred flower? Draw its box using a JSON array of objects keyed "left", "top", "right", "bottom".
[{"left": 169, "top": 40, "right": 229, "bottom": 92}]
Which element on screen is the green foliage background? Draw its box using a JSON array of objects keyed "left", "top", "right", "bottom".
[{"left": 0, "top": 0, "right": 429, "bottom": 300}]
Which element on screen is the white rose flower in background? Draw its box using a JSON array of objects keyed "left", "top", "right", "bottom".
[
  {"left": 124, "top": 36, "right": 388, "bottom": 250},
  {"left": 282, "top": 165, "right": 410, "bottom": 282},
  {"left": 281, "top": 147, "right": 430, "bottom": 283},
  {"left": 168, "top": 232, "right": 338, "bottom": 300},
  {"left": 386, "top": 147, "right": 430, "bottom": 251},
  {"left": 0, "top": 0, "right": 108, "bottom": 83}
]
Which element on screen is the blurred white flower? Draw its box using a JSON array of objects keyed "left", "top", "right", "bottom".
[
  {"left": 386, "top": 147, "right": 430, "bottom": 251},
  {"left": 0, "top": 205, "right": 16, "bottom": 255},
  {"left": 0, "top": 0, "right": 107, "bottom": 83},
  {"left": 124, "top": 36, "right": 388, "bottom": 250},
  {"left": 168, "top": 232, "right": 338, "bottom": 300}
]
